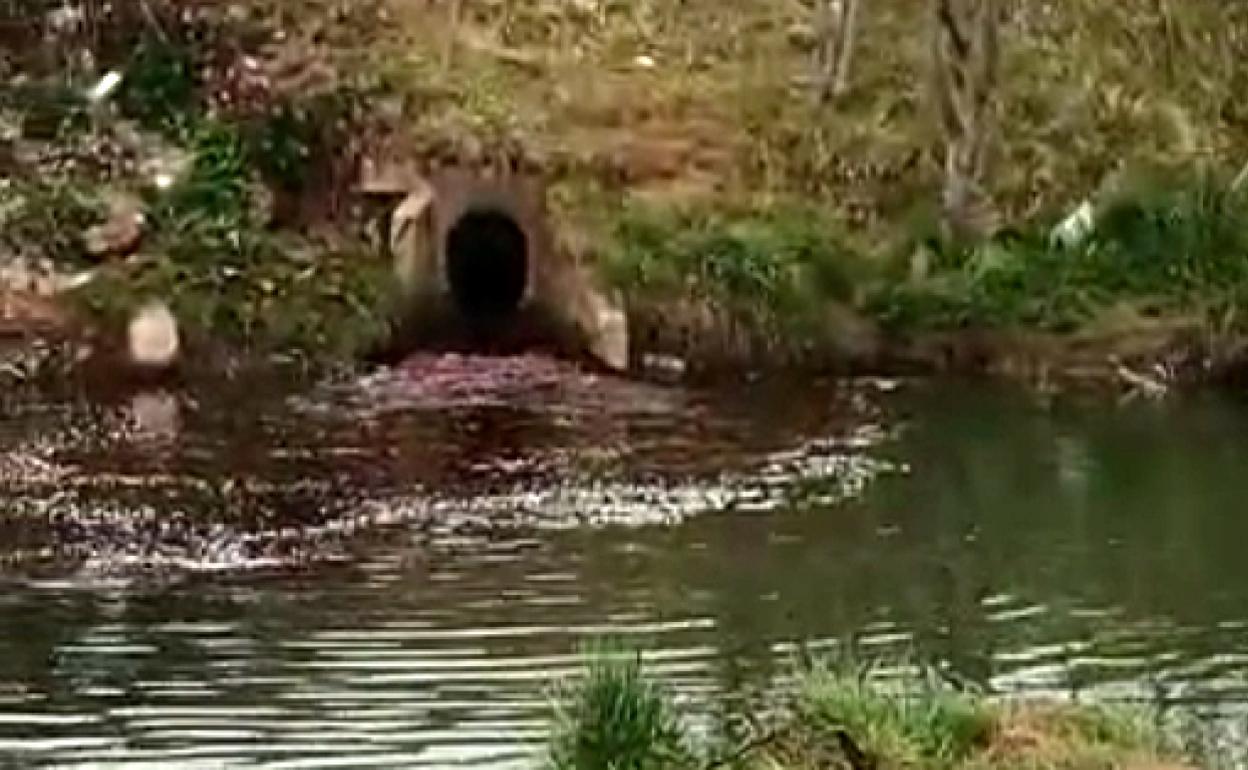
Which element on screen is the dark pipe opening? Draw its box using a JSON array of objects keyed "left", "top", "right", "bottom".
[
  {"left": 445, "top": 208, "right": 529, "bottom": 322},
  {"left": 370, "top": 204, "right": 574, "bottom": 363}
]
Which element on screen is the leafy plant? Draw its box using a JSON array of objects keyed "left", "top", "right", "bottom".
[
  {"left": 0, "top": 180, "right": 102, "bottom": 266},
  {"left": 870, "top": 171, "right": 1248, "bottom": 333}
]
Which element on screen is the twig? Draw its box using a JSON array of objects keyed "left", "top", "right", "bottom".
[
  {"left": 1113, "top": 359, "right": 1168, "bottom": 399},
  {"left": 833, "top": 728, "right": 877, "bottom": 770},
  {"left": 137, "top": 0, "right": 170, "bottom": 43}
]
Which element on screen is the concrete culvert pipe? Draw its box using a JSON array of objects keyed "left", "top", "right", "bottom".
[
  {"left": 384, "top": 169, "right": 628, "bottom": 370},
  {"left": 444, "top": 208, "right": 529, "bottom": 322}
]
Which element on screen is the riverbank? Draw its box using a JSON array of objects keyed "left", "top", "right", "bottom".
[
  {"left": 2, "top": 0, "right": 1247, "bottom": 390},
  {"left": 548, "top": 647, "right": 1199, "bottom": 770}
]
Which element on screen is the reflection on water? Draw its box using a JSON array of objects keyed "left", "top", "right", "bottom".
[{"left": 1, "top": 366, "right": 1248, "bottom": 766}]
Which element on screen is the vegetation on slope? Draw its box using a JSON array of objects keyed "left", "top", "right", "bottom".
[{"left": 2, "top": 0, "right": 1247, "bottom": 373}]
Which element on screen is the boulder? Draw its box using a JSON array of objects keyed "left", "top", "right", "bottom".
[
  {"left": 84, "top": 193, "right": 145, "bottom": 259},
  {"left": 126, "top": 301, "right": 179, "bottom": 369}
]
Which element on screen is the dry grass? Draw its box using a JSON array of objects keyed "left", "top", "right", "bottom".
[{"left": 373, "top": 0, "right": 1247, "bottom": 245}]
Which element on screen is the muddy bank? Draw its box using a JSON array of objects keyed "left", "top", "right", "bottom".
[
  {"left": 5, "top": 285, "right": 1245, "bottom": 403},
  {"left": 623, "top": 295, "right": 1248, "bottom": 399}
]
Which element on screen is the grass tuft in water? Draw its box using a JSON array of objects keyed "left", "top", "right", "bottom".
[
  {"left": 540, "top": 641, "right": 1199, "bottom": 769},
  {"left": 547, "top": 641, "right": 697, "bottom": 770}
]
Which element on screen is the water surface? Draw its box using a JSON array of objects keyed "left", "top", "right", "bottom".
[{"left": 1, "top": 362, "right": 1246, "bottom": 766}]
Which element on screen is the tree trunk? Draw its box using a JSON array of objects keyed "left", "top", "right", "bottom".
[
  {"left": 931, "top": 0, "right": 1002, "bottom": 240},
  {"left": 815, "top": 0, "right": 863, "bottom": 103},
  {"left": 443, "top": 0, "right": 464, "bottom": 71}
]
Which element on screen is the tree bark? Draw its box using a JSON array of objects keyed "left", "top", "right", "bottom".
[
  {"left": 443, "top": 0, "right": 464, "bottom": 71},
  {"left": 815, "top": 0, "right": 863, "bottom": 103},
  {"left": 931, "top": 0, "right": 1002, "bottom": 240}
]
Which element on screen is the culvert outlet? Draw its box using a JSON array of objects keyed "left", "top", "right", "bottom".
[
  {"left": 384, "top": 167, "right": 628, "bottom": 370},
  {"left": 445, "top": 208, "right": 529, "bottom": 322}
]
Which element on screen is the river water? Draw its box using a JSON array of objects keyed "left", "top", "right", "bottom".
[{"left": 1, "top": 356, "right": 1246, "bottom": 767}]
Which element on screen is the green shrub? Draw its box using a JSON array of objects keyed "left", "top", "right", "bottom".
[
  {"left": 606, "top": 202, "right": 861, "bottom": 326},
  {"left": 871, "top": 171, "right": 1248, "bottom": 333}
]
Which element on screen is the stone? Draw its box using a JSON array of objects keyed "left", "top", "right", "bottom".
[
  {"left": 127, "top": 301, "right": 179, "bottom": 369},
  {"left": 130, "top": 391, "right": 181, "bottom": 438},
  {"left": 84, "top": 194, "right": 145, "bottom": 259},
  {"left": 641, "top": 353, "right": 687, "bottom": 380},
  {"left": 579, "top": 285, "right": 629, "bottom": 372},
  {"left": 558, "top": 268, "right": 629, "bottom": 372},
  {"left": 0, "top": 288, "right": 73, "bottom": 332},
  {"left": 359, "top": 155, "right": 422, "bottom": 196}
]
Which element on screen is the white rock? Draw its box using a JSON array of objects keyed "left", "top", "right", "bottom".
[
  {"left": 642, "top": 353, "right": 686, "bottom": 380},
  {"left": 582, "top": 286, "right": 629, "bottom": 372},
  {"left": 127, "top": 301, "right": 180, "bottom": 368}
]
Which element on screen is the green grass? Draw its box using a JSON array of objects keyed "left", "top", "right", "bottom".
[
  {"left": 788, "top": 661, "right": 996, "bottom": 766},
  {"left": 30, "top": 11, "right": 399, "bottom": 362},
  {"left": 547, "top": 642, "right": 697, "bottom": 770},
  {"left": 0, "top": 180, "right": 103, "bottom": 267},
  {"left": 543, "top": 644, "right": 1196, "bottom": 770},
  {"left": 604, "top": 201, "right": 863, "bottom": 329},
  {"left": 604, "top": 168, "right": 1248, "bottom": 355}
]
